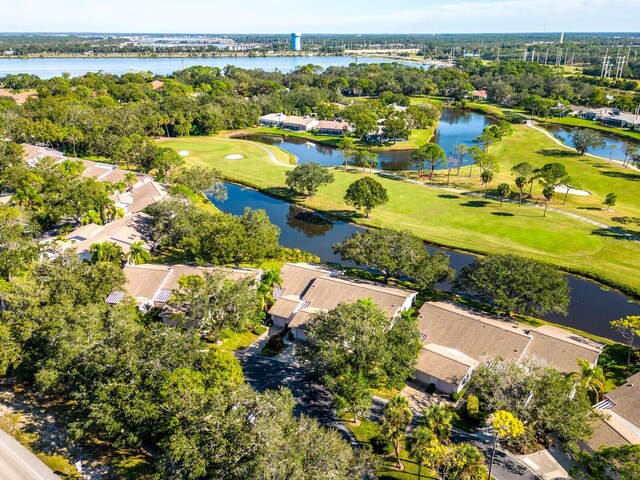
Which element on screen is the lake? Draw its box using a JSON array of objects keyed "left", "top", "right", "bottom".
[
  {"left": 0, "top": 55, "right": 426, "bottom": 79},
  {"left": 544, "top": 123, "right": 639, "bottom": 161},
  {"left": 210, "top": 182, "right": 640, "bottom": 342},
  {"left": 236, "top": 108, "right": 493, "bottom": 171}
]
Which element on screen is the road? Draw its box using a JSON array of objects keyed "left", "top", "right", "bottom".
[{"left": 0, "top": 429, "right": 60, "bottom": 480}]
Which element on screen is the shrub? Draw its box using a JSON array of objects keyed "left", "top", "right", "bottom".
[
  {"left": 466, "top": 394, "right": 480, "bottom": 416},
  {"left": 262, "top": 334, "right": 286, "bottom": 356},
  {"left": 451, "top": 386, "right": 467, "bottom": 402}
]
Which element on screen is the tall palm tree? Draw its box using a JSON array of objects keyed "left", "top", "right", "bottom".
[
  {"left": 381, "top": 395, "right": 413, "bottom": 469},
  {"left": 421, "top": 402, "right": 454, "bottom": 442},
  {"left": 571, "top": 358, "right": 606, "bottom": 403},
  {"left": 480, "top": 169, "right": 494, "bottom": 198},
  {"left": 408, "top": 426, "right": 437, "bottom": 480},
  {"left": 126, "top": 241, "right": 151, "bottom": 265},
  {"left": 123, "top": 172, "right": 138, "bottom": 192},
  {"left": 113, "top": 181, "right": 127, "bottom": 194},
  {"left": 257, "top": 269, "right": 283, "bottom": 312}
]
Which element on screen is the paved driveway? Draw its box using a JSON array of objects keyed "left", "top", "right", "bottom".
[{"left": 0, "top": 428, "right": 60, "bottom": 480}]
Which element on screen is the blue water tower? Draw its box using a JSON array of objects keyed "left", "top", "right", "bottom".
[{"left": 291, "top": 33, "right": 302, "bottom": 52}]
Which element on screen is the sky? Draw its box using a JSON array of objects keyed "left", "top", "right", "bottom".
[{"left": 3, "top": 0, "right": 640, "bottom": 34}]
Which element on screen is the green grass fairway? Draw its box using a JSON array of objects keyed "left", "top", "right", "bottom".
[{"left": 161, "top": 135, "right": 640, "bottom": 297}]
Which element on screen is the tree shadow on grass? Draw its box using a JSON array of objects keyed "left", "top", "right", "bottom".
[
  {"left": 578, "top": 206, "right": 604, "bottom": 211},
  {"left": 321, "top": 209, "right": 362, "bottom": 222},
  {"left": 491, "top": 212, "right": 515, "bottom": 217},
  {"left": 590, "top": 227, "right": 640, "bottom": 241},
  {"left": 536, "top": 148, "right": 581, "bottom": 158},
  {"left": 438, "top": 194, "right": 461, "bottom": 199},
  {"left": 601, "top": 170, "right": 640, "bottom": 181},
  {"left": 461, "top": 200, "right": 490, "bottom": 208}
]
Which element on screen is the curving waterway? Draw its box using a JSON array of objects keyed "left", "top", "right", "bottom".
[
  {"left": 544, "top": 123, "right": 640, "bottom": 161},
  {"left": 237, "top": 109, "right": 493, "bottom": 170},
  {"left": 211, "top": 183, "right": 640, "bottom": 342}
]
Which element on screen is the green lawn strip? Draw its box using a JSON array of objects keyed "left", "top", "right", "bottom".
[
  {"left": 215, "top": 328, "right": 261, "bottom": 352},
  {"left": 161, "top": 135, "right": 640, "bottom": 298},
  {"left": 540, "top": 116, "right": 640, "bottom": 143}
]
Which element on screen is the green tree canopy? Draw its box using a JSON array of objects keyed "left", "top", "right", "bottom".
[
  {"left": 343, "top": 176, "right": 389, "bottom": 217},
  {"left": 454, "top": 253, "right": 570, "bottom": 317},
  {"left": 285, "top": 162, "right": 335, "bottom": 197}
]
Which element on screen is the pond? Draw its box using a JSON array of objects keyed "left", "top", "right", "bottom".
[
  {"left": 211, "top": 183, "right": 640, "bottom": 342},
  {"left": 0, "top": 55, "right": 425, "bottom": 79},
  {"left": 544, "top": 123, "right": 639, "bottom": 161},
  {"left": 236, "top": 108, "right": 493, "bottom": 171}
]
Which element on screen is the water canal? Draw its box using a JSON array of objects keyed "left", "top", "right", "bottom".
[
  {"left": 211, "top": 183, "right": 640, "bottom": 342},
  {"left": 544, "top": 123, "right": 640, "bottom": 161}
]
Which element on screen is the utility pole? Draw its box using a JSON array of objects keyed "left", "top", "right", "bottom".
[{"left": 544, "top": 48, "right": 549, "bottom": 65}]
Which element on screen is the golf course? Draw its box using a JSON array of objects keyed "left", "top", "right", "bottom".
[{"left": 159, "top": 125, "right": 640, "bottom": 297}]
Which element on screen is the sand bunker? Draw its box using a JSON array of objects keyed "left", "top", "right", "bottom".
[
  {"left": 555, "top": 185, "right": 591, "bottom": 196},
  {"left": 225, "top": 154, "right": 245, "bottom": 160},
  {"left": 178, "top": 150, "right": 189, "bottom": 157}
]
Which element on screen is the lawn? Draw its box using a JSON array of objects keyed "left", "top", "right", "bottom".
[
  {"left": 404, "top": 124, "right": 640, "bottom": 235},
  {"left": 215, "top": 327, "right": 263, "bottom": 352},
  {"left": 161, "top": 135, "right": 640, "bottom": 297}
]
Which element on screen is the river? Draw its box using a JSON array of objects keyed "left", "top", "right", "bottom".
[
  {"left": 237, "top": 108, "right": 493, "bottom": 170},
  {"left": 544, "top": 123, "right": 639, "bottom": 161},
  {"left": 211, "top": 183, "right": 640, "bottom": 342},
  {"left": 0, "top": 55, "right": 425, "bottom": 79}
]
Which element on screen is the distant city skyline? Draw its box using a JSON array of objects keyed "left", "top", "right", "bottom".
[{"left": 4, "top": 0, "right": 640, "bottom": 34}]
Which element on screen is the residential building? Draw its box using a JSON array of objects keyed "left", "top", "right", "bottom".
[
  {"left": 268, "top": 263, "right": 417, "bottom": 341},
  {"left": 259, "top": 112, "right": 288, "bottom": 127},
  {"left": 105, "top": 263, "right": 261, "bottom": 309},
  {"left": 586, "top": 372, "right": 640, "bottom": 451},
  {"left": 314, "top": 119, "right": 353, "bottom": 136},
  {"left": 471, "top": 90, "right": 489, "bottom": 100},
  {"left": 281, "top": 115, "right": 319, "bottom": 132},
  {"left": 21, "top": 143, "right": 66, "bottom": 167},
  {"left": 414, "top": 302, "right": 603, "bottom": 394}
]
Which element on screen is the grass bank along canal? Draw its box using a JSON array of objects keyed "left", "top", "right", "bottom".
[{"left": 211, "top": 183, "right": 640, "bottom": 343}]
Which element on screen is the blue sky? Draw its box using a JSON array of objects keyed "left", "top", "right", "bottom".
[{"left": 4, "top": 0, "right": 640, "bottom": 33}]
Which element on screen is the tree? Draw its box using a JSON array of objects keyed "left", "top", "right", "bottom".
[
  {"left": 381, "top": 395, "right": 413, "bottom": 469},
  {"left": 495, "top": 120, "right": 513, "bottom": 138},
  {"left": 421, "top": 403, "right": 454, "bottom": 442},
  {"left": 569, "top": 129, "right": 605, "bottom": 155},
  {"left": 333, "top": 228, "right": 452, "bottom": 287},
  {"left": 468, "top": 147, "right": 498, "bottom": 177},
  {"left": 173, "top": 166, "right": 226, "bottom": 200},
  {"left": 454, "top": 254, "right": 570, "bottom": 317},
  {"left": 515, "top": 176, "right": 526, "bottom": 206},
  {"left": 610, "top": 316, "right": 640, "bottom": 364},
  {"left": 410, "top": 143, "right": 446, "bottom": 179},
  {"left": 352, "top": 149, "right": 378, "bottom": 172},
  {"left": 537, "top": 162, "right": 568, "bottom": 188},
  {"left": 561, "top": 177, "right": 581, "bottom": 205},
  {"left": 333, "top": 369, "right": 372, "bottom": 425},
  {"left": 408, "top": 426, "right": 438, "bottom": 480},
  {"left": 301, "top": 300, "right": 421, "bottom": 393},
  {"left": 604, "top": 192, "right": 617, "bottom": 210},
  {"left": 571, "top": 358, "right": 606, "bottom": 403},
  {"left": 343, "top": 177, "right": 389, "bottom": 218},
  {"left": 480, "top": 169, "right": 494, "bottom": 197},
  {"left": 90, "top": 241, "right": 124, "bottom": 265},
  {"left": 622, "top": 145, "right": 638, "bottom": 168},
  {"left": 451, "top": 443, "right": 487, "bottom": 480},
  {"left": 123, "top": 172, "right": 138, "bottom": 191},
  {"left": 337, "top": 138, "right": 355, "bottom": 167},
  {"left": 511, "top": 161, "right": 535, "bottom": 196},
  {"left": 496, "top": 183, "right": 510, "bottom": 207},
  {"left": 575, "top": 445, "right": 640, "bottom": 480},
  {"left": 452, "top": 144, "right": 468, "bottom": 176},
  {"left": 126, "top": 241, "right": 150, "bottom": 265},
  {"left": 256, "top": 269, "right": 282, "bottom": 312},
  {"left": 488, "top": 411, "right": 525, "bottom": 480},
  {"left": 285, "top": 162, "right": 334, "bottom": 197},
  {"left": 542, "top": 184, "right": 555, "bottom": 217}
]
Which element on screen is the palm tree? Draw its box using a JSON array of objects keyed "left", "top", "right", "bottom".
[
  {"left": 113, "top": 181, "right": 127, "bottom": 194},
  {"left": 81, "top": 209, "right": 103, "bottom": 226},
  {"left": 126, "top": 241, "right": 151, "bottom": 266},
  {"left": 256, "top": 269, "right": 283, "bottom": 312},
  {"left": 515, "top": 176, "right": 526, "bottom": 206},
  {"left": 542, "top": 185, "right": 555, "bottom": 218},
  {"left": 451, "top": 443, "right": 488, "bottom": 480},
  {"left": 381, "top": 395, "right": 413, "bottom": 469},
  {"left": 408, "top": 426, "right": 437, "bottom": 480},
  {"left": 570, "top": 358, "right": 606, "bottom": 403},
  {"left": 421, "top": 402, "right": 454, "bottom": 442},
  {"left": 496, "top": 183, "right": 510, "bottom": 207},
  {"left": 124, "top": 172, "right": 138, "bottom": 192},
  {"left": 480, "top": 169, "right": 494, "bottom": 198},
  {"left": 90, "top": 241, "right": 124, "bottom": 265}
]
